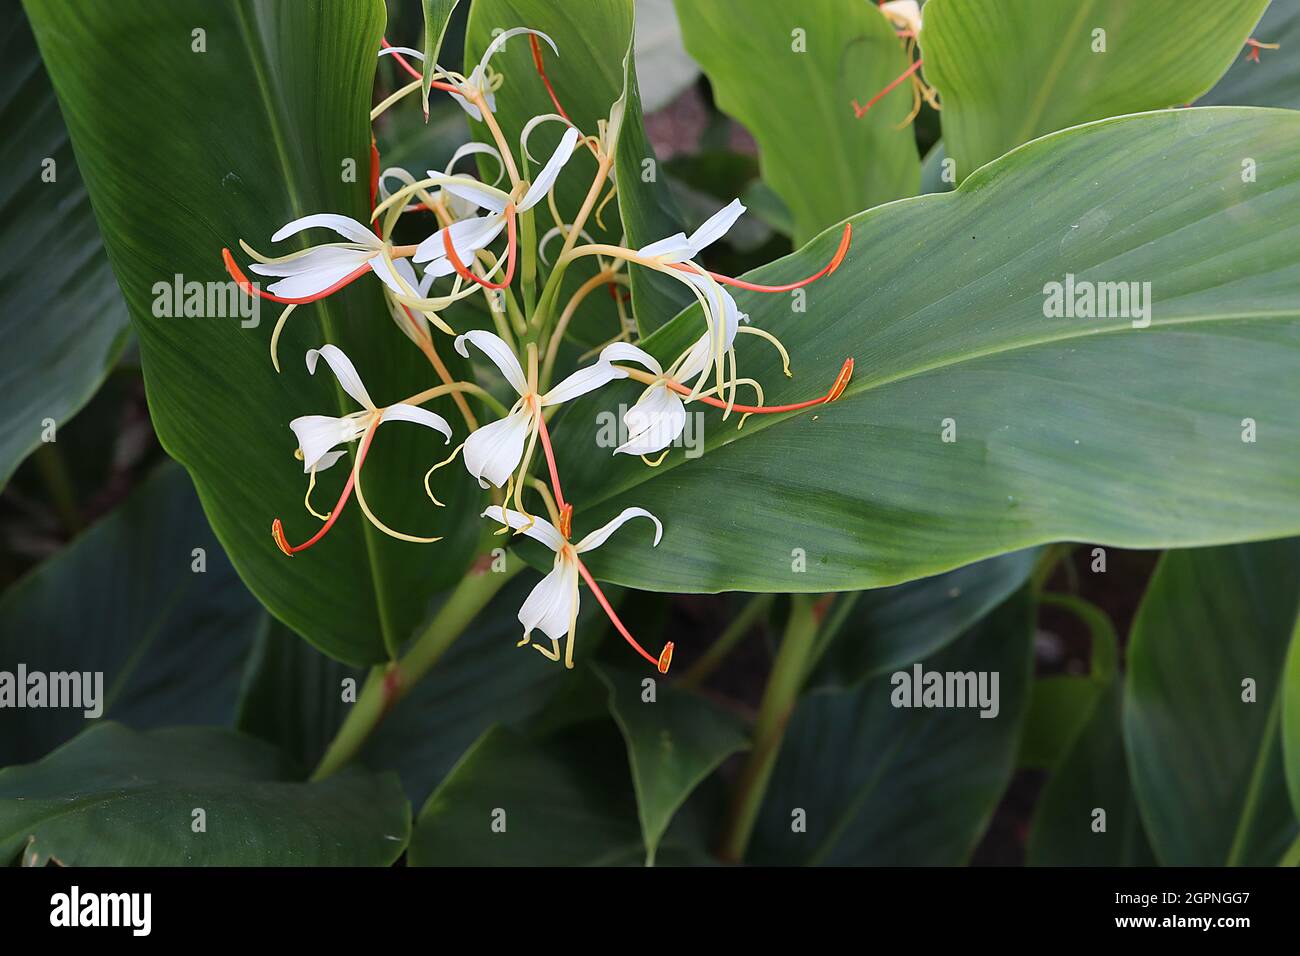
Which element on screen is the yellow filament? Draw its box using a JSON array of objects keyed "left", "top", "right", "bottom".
[
  {"left": 423, "top": 442, "right": 464, "bottom": 507},
  {"left": 303, "top": 464, "right": 331, "bottom": 521},
  {"left": 269, "top": 304, "right": 297, "bottom": 373},
  {"left": 737, "top": 325, "right": 793, "bottom": 377}
]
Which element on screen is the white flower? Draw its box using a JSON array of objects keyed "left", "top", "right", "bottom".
[
  {"left": 637, "top": 198, "right": 746, "bottom": 264},
  {"left": 880, "top": 0, "right": 922, "bottom": 34},
  {"left": 249, "top": 214, "right": 410, "bottom": 299},
  {"left": 413, "top": 126, "right": 582, "bottom": 278},
  {"left": 454, "top": 330, "right": 626, "bottom": 487},
  {"left": 482, "top": 505, "right": 662, "bottom": 666},
  {"left": 289, "top": 345, "right": 452, "bottom": 473},
  {"left": 597, "top": 343, "right": 689, "bottom": 457},
  {"left": 450, "top": 28, "right": 558, "bottom": 121}
]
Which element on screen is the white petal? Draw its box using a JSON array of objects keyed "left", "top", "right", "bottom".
[
  {"left": 436, "top": 178, "right": 510, "bottom": 215},
  {"left": 312, "top": 449, "right": 349, "bottom": 473},
  {"left": 687, "top": 198, "right": 746, "bottom": 255},
  {"left": 575, "top": 507, "right": 663, "bottom": 553},
  {"left": 443, "top": 141, "right": 506, "bottom": 185},
  {"left": 380, "top": 403, "right": 453, "bottom": 442},
  {"left": 615, "top": 386, "right": 686, "bottom": 457},
  {"left": 248, "top": 245, "right": 365, "bottom": 277},
  {"left": 519, "top": 126, "right": 581, "bottom": 211},
  {"left": 481, "top": 505, "right": 565, "bottom": 552},
  {"left": 377, "top": 45, "right": 425, "bottom": 61},
  {"left": 391, "top": 257, "right": 435, "bottom": 296},
  {"left": 540, "top": 357, "right": 627, "bottom": 407},
  {"left": 305, "top": 344, "right": 375, "bottom": 409},
  {"left": 413, "top": 214, "right": 505, "bottom": 263},
  {"left": 637, "top": 231, "right": 693, "bottom": 263},
  {"left": 260, "top": 253, "right": 371, "bottom": 299},
  {"left": 599, "top": 342, "right": 663, "bottom": 376},
  {"left": 462, "top": 409, "right": 532, "bottom": 488},
  {"left": 517, "top": 557, "right": 580, "bottom": 643},
  {"left": 271, "top": 213, "right": 378, "bottom": 246},
  {"left": 290, "top": 415, "right": 360, "bottom": 472},
  {"left": 367, "top": 254, "right": 409, "bottom": 295},
  {"left": 449, "top": 88, "right": 483, "bottom": 122},
  {"left": 473, "top": 27, "right": 557, "bottom": 84},
  {"left": 454, "top": 330, "right": 529, "bottom": 397}
]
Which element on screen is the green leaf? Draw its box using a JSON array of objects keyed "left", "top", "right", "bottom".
[
  {"left": 594, "top": 664, "right": 748, "bottom": 864},
  {"left": 1201, "top": 0, "right": 1300, "bottom": 110},
  {"left": 810, "top": 549, "right": 1038, "bottom": 688},
  {"left": 1027, "top": 682, "right": 1155, "bottom": 866},
  {"left": 0, "top": 463, "right": 262, "bottom": 767},
  {"left": 549, "top": 108, "right": 1300, "bottom": 593},
  {"left": 24, "top": 0, "right": 482, "bottom": 665},
  {"left": 1124, "top": 539, "right": 1300, "bottom": 866},
  {"left": 675, "top": 0, "right": 919, "bottom": 245},
  {"left": 750, "top": 590, "right": 1033, "bottom": 865},
  {"left": 0, "top": 4, "right": 129, "bottom": 487},
  {"left": 421, "top": 0, "right": 461, "bottom": 115},
  {"left": 1284, "top": 613, "right": 1300, "bottom": 821},
  {"left": 0, "top": 723, "right": 410, "bottom": 866},
  {"left": 921, "top": 0, "right": 1269, "bottom": 178}
]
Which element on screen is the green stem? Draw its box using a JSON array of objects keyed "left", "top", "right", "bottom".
[
  {"left": 1277, "top": 831, "right": 1300, "bottom": 867},
  {"left": 1225, "top": 689, "right": 1283, "bottom": 866},
  {"left": 34, "top": 443, "right": 82, "bottom": 534},
  {"left": 520, "top": 205, "right": 538, "bottom": 320},
  {"left": 718, "top": 594, "right": 821, "bottom": 863},
  {"left": 1030, "top": 542, "right": 1073, "bottom": 593},
  {"left": 678, "top": 593, "right": 773, "bottom": 690},
  {"left": 310, "top": 555, "right": 524, "bottom": 781}
]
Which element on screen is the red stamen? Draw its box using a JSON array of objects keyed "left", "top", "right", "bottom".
[
  {"left": 852, "top": 58, "right": 924, "bottom": 117},
  {"left": 442, "top": 209, "right": 517, "bottom": 290},
  {"left": 381, "top": 38, "right": 424, "bottom": 81},
  {"left": 223, "top": 248, "right": 372, "bottom": 306},
  {"left": 664, "top": 357, "right": 854, "bottom": 414},
  {"left": 272, "top": 423, "right": 377, "bottom": 556},
  {"left": 575, "top": 556, "right": 672, "bottom": 672},
  {"left": 534, "top": 409, "right": 568, "bottom": 512},
  {"left": 671, "top": 222, "right": 852, "bottom": 293},
  {"left": 529, "top": 34, "right": 571, "bottom": 123}
]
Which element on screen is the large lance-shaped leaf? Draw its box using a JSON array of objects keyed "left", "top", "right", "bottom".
[
  {"left": 24, "top": 0, "right": 482, "bottom": 665},
  {"left": 420, "top": 1, "right": 460, "bottom": 115},
  {"left": 1285, "top": 614, "right": 1300, "bottom": 821},
  {"left": 675, "top": 0, "right": 919, "bottom": 246},
  {"left": 0, "top": 463, "right": 262, "bottom": 767},
  {"left": 546, "top": 108, "right": 1300, "bottom": 594},
  {"left": 1124, "top": 539, "right": 1300, "bottom": 866},
  {"left": 749, "top": 591, "right": 1033, "bottom": 865},
  {"left": 1202, "top": 0, "right": 1300, "bottom": 110},
  {"left": 921, "top": 0, "right": 1269, "bottom": 179},
  {"left": 0, "top": 4, "right": 129, "bottom": 487},
  {"left": 0, "top": 723, "right": 410, "bottom": 866}
]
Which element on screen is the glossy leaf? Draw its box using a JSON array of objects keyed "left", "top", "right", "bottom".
[
  {"left": 548, "top": 108, "right": 1300, "bottom": 594},
  {"left": 1124, "top": 539, "right": 1300, "bottom": 866},
  {"left": 1284, "top": 613, "right": 1300, "bottom": 820},
  {"left": 921, "top": 0, "right": 1269, "bottom": 178},
  {"left": 675, "top": 0, "right": 919, "bottom": 245},
  {"left": 750, "top": 590, "right": 1033, "bottom": 864},
  {"left": 0, "top": 723, "right": 410, "bottom": 866},
  {"left": 24, "top": 0, "right": 482, "bottom": 665},
  {"left": 421, "top": 0, "right": 460, "bottom": 114},
  {"left": 0, "top": 463, "right": 261, "bottom": 766},
  {"left": 595, "top": 663, "right": 748, "bottom": 864},
  {"left": 0, "top": 5, "right": 129, "bottom": 487}
]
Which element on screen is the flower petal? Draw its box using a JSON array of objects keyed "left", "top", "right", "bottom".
[
  {"left": 519, "top": 126, "right": 581, "bottom": 211},
  {"left": 517, "top": 557, "right": 580, "bottom": 644},
  {"left": 290, "top": 414, "right": 361, "bottom": 472},
  {"left": 615, "top": 385, "right": 686, "bottom": 457},
  {"left": 462, "top": 409, "right": 532, "bottom": 488},
  {"left": 413, "top": 214, "right": 506, "bottom": 264},
  {"left": 380, "top": 403, "right": 453, "bottom": 442},
  {"left": 540, "top": 357, "right": 627, "bottom": 407},
  {"left": 313, "top": 449, "right": 349, "bottom": 473},
  {"left": 599, "top": 342, "right": 663, "bottom": 376},
  {"left": 305, "top": 344, "right": 375, "bottom": 409},
  {"left": 443, "top": 141, "right": 506, "bottom": 185},
  {"left": 367, "top": 253, "right": 409, "bottom": 295},
  {"left": 432, "top": 177, "right": 510, "bottom": 215},
  {"left": 637, "top": 232, "right": 693, "bottom": 262},
  {"left": 575, "top": 507, "right": 663, "bottom": 553},
  {"left": 271, "top": 213, "right": 378, "bottom": 246},
  {"left": 473, "top": 27, "right": 558, "bottom": 84},
  {"left": 248, "top": 245, "right": 365, "bottom": 277},
  {"left": 481, "top": 505, "right": 565, "bottom": 552},
  {"left": 258, "top": 252, "right": 371, "bottom": 299},
  {"left": 686, "top": 198, "right": 746, "bottom": 255},
  {"left": 454, "top": 330, "right": 529, "bottom": 397},
  {"left": 377, "top": 45, "right": 424, "bottom": 61}
]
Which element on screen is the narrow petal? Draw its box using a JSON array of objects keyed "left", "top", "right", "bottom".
[
  {"left": 517, "top": 557, "right": 579, "bottom": 643},
  {"left": 599, "top": 341, "right": 663, "bottom": 376},
  {"left": 312, "top": 449, "right": 349, "bottom": 473},
  {"left": 687, "top": 198, "right": 746, "bottom": 255},
  {"left": 428, "top": 175, "right": 510, "bottom": 214},
  {"left": 462, "top": 409, "right": 532, "bottom": 488},
  {"left": 290, "top": 414, "right": 362, "bottom": 471},
  {"left": 454, "top": 330, "right": 529, "bottom": 397},
  {"left": 473, "top": 27, "right": 558, "bottom": 84},
  {"left": 540, "top": 357, "right": 627, "bottom": 407},
  {"left": 442, "top": 141, "right": 506, "bottom": 185},
  {"left": 378, "top": 45, "right": 424, "bottom": 61},
  {"left": 519, "top": 126, "right": 581, "bottom": 211},
  {"left": 575, "top": 507, "right": 663, "bottom": 553},
  {"left": 392, "top": 257, "right": 435, "bottom": 297},
  {"left": 271, "top": 213, "right": 378, "bottom": 246},
  {"left": 305, "top": 344, "right": 375, "bottom": 409},
  {"left": 248, "top": 245, "right": 365, "bottom": 278},
  {"left": 614, "top": 386, "right": 687, "bottom": 456},
  {"left": 413, "top": 214, "right": 505, "bottom": 263},
  {"left": 481, "top": 505, "right": 565, "bottom": 552},
  {"left": 368, "top": 254, "right": 409, "bottom": 295},
  {"left": 380, "top": 403, "right": 453, "bottom": 442},
  {"left": 637, "top": 232, "right": 693, "bottom": 262},
  {"left": 449, "top": 88, "right": 484, "bottom": 122},
  {"left": 260, "top": 253, "right": 370, "bottom": 299}
]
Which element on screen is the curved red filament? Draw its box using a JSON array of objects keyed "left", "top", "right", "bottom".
[
  {"left": 381, "top": 38, "right": 423, "bottom": 81},
  {"left": 671, "top": 222, "right": 852, "bottom": 293},
  {"left": 667, "top": 357, "right": 854, "bottom": 415},
  {"left": 534, "top": 410, "right": 568, "bottom": 512},
  {"left": 223, "top": 248, "right": 372, "bottom": 306},
  {"left": 853, "top": 58, "right": 924, "bottom": 117},
  {"left": 529, "top": 34, "right": 571, "bottom": 123},
  {"left": 575, "top": 556, "right": 672, "bottom": 672},
  {"left": 273, "top": 423, "right": 378, "bottom": 556},
  {"left": 442, "top": 210, "right": 517, "bottom": 290}
]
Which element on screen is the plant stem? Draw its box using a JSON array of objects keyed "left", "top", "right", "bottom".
[
  {"left": 310, "top": 555, "right": 524, "bottom": 781},
  {"left": 717, "top": 593, "right": 820, "bottom": 863},
  {"left": 34, "top": 443, "right": 81, "bottom": 534},
  {"left": 678, "top": 593, "right": 773, "bottom": 690}
]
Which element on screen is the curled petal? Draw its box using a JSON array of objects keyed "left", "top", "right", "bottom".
[
  {"left": 462, "top": 409, "right": 532, "bottom": 488},
  {"left": 575, "top": 507, "right": 663, "bottom": 554},
  {"left": 306, "top": 345, "right": 375, "bottom": 409},
  {"left": 519, "top": 126, "right": 581, "bottom": 211},
  {"left": 378, "top": 45, "right": 425, "bottom": 61},
  {"left": 443, "top": 141, "right": 506, "bottom": 185},
  {"left": 454, "top": 329, "right": 529, "bottom": 397},
  {"left": 615, "top": 386, "right": 686, "bottom": 457},
  {"left": 380, "top": 403, "right": 453, "bottom": 442},
  {"left": 520, "top": 112, "right": 572, "bottom": 164},
  {"left": 481, "top": 505, "right": 565, "bottom": 552},
  {"left": 517, "top": 557, "right": 580, "bottom": 643},
  {"left": 271, "top": 213, "right": 378, "bottom": 246},
  {"left": 599, "top": 341, "right": 663, "bottom": 376},
  {"left": 472, "top": 27, "right": 558, "bottom": 84}
]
